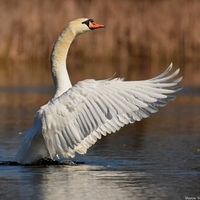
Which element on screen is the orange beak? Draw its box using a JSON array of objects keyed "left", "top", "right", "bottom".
[{"left": 89, "top": 21, "right": 105, "bottom": 29}]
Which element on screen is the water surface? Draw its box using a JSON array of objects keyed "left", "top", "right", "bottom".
[{"left": 0, "top": 84, "right": 199, "bottom": 200}]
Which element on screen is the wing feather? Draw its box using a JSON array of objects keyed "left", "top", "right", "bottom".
[
  {"left": 62, "top": 126, "right": 74, "bottom": 149},
  {"left": 149, "top": 63, "right": 173, "bottom": 80},
  {"left": 41, "top": 64, "right": 182, "bottom": 159}
]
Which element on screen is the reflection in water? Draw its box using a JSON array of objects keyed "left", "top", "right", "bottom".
[
  {"left": 0, "top": 61, "right": 200, "bottom": 87},
  {"left": 0, "top": 165, "right": 170, "bottom": 200}
]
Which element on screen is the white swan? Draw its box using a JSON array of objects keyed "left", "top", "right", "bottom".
[{"left": 15, "top": 18, "right": 182, "bottom": 164}]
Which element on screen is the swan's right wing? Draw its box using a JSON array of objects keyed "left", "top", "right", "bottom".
[{"left": 41, "top": 63, "right": 182, "bottom": 159}]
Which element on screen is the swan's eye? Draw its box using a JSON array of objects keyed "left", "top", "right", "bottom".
[{"left": 82, "top": 19, "right": 94, "bottom": 28}]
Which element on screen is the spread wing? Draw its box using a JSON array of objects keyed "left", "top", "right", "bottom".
[{"left": 41, "top": 63, "right": 182, "bottom": 159}]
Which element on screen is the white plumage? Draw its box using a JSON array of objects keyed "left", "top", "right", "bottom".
[{"left": 15, "top": 18, "right": 182, "bottom": 164}]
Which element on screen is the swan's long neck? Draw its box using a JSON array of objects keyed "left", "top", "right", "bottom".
[{"left": 50, "top": 25, "right": 75, "bottom": 99}]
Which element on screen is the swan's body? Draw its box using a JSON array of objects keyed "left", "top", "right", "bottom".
[{"left": 15, "top": 18, "right": 182, "bottom": 164}]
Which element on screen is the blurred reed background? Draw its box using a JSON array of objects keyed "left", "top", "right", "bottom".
[{"left": 0, "top": 0, "right": 200, "bottom": 87}]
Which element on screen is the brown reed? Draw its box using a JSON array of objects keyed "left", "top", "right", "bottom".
[{"left": 0, "top": 0, "right": 200, "bottom": 64}]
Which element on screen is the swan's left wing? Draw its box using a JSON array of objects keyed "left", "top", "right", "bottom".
[{"left": 41, "top": 64, "right": 182, "bottom": 159}]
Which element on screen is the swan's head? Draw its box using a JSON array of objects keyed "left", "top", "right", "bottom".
[{"left": 68, "top": 18, "right": 105, "bottom": 36}]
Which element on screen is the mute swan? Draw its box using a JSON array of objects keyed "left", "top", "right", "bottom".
[{"left": 15, "top": 18, "right": 182, "bottom": 164}]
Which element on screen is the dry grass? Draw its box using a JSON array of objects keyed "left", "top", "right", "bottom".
[
  {"left": 0, "top": 0, "right": 200, "bottom": 63},
  {"left": 0, "top": 0, "right": 200, "bottom": 86}
]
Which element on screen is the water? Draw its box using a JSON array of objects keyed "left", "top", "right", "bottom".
[{"left": 0, "top": 85, "right": 200, "bottom": 200}]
